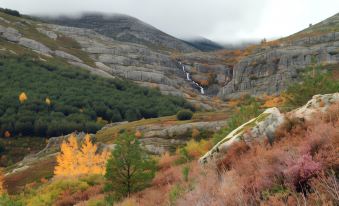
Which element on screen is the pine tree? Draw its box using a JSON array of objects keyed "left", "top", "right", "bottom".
[{"left": 105, "top": 133, "right": 156, "bottom": 199}]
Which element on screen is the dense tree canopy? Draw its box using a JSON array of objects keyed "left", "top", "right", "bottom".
[{"left": 0, "top": 55, "right": 192, "bottom": 137}]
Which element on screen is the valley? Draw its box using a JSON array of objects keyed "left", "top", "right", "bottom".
[{"left": 0, "top": 5, "right": 338, "bottom": 206}]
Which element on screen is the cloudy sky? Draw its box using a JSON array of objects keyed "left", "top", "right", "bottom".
[{"left": 1, "top": 0, "right": 338, "bottom": 43}]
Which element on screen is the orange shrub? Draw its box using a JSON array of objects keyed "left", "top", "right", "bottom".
[{"left": 158, "top": 152, "right": 178, "bottom": 170}]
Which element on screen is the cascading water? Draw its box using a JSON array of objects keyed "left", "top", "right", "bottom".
[{"left": 178, "top": 61, "right": 205, "bottom": 95}]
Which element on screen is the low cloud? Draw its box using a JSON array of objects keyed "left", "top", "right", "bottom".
[{"left": 1, "top": 0, "right": 338, "bottom": 43}]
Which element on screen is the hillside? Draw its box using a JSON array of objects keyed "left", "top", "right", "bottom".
[
  {"left": 0, "top": 6, "right": 338, "bottom": 206},
  {"left": 218, "top": 12, "right": 339, "bottom": 99},
  {"left": 183, "top": 37, "right": 224, "bottom": 52},
  {"left": 44, "top": 13, "right": 197, "bottom": 53}
]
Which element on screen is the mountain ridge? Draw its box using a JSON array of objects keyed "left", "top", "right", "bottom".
[{"left": 43, "top": 13, "right": 198, "bottom": 53}]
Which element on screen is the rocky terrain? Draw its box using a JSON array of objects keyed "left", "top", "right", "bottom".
[
  {"left": 1, "top": 11, "right": 337, "bottom": 103},
  {"left": 219, "top": 13, "right": 339, "bottom": 99},
  {"left": 200, "top": 92, "right": 339, "bottom": 164},
  {"left": 46, "top": 13, "right": 197, "bottom": 53}
]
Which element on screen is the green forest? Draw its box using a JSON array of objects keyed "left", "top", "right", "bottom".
[{"left": 0, "top": 55, "right": 192, "bottom": 138}]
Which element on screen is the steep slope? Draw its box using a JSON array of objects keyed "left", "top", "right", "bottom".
[
  {"left": 0, "top": 10, "right": 217, "bottom": 108},
  {"left": 0, "top": 11, "right": 196, "bottom": 140},
  {"left": 218, "top": 13, "right": 339, "bottom": 99},
  {"left": 44, "top": 13, "right": 197, "bottom": 52},
  {"left": 183, "top": 37, "right": 224, "bottom": 52}
]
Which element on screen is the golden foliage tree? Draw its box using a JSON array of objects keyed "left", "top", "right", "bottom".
[
  {"left": 45, "top": 97, "right": 51, "bottom": 106},
  {"left": 54, "top": 134, "right": 109, "bottom": 177},
  {"left": 19, "top": 92, "right": 28, "bottom": 103},
  {"left": 54, "top": 134, "right": 79, "bottom": 176},
  {"left": 78, "top": 134, "right": 109, "bottom": 175}
]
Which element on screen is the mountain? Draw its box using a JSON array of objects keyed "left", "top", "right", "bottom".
[
  {"left": 218, "top": 12, "right": 339, "bottom": 99},
  {"left": 183, "top": 37, "right": 224, "bottom": 52},
  {"left": 44, "top": 13, "right": 198, "bottom": 52}
]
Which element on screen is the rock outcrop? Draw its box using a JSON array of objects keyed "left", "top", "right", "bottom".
[
  {"left": 45, "top": 24, "right": 199, "bottom": 97},
  {"left": 45, "top": 13, "right": 198, "bottom": 53},
  {"left": 219, "top": 13, "right": 339, "bottom": 99},
  {"left": 200, "top": 93, "right": 339, "bottom": 164},
  {"left": 138, "top": 120, "right": 227, "bottom": 154},
  {"left": 219, "top": 34, "right": 339, "bottom": 99}
]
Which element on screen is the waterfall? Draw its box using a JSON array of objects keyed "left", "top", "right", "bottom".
[
  {"left": 200, "top": 87, "right": 204, "bottom": 94},
  {"left": 178, "top": 61, "right": 205, "bottom": 95}
]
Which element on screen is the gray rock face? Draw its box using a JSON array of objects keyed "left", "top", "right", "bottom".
[
  {"left": 136, "top": 121, "right": 227, "bottom": 154},
  {"left": 45, "top": 13, "right": 198, "bottom": 53},
  {"left": 219, "top": 33, "right": 339, "bottom": 99},
  {"left": 18, "top": 37, "right": 52, "bottom": 54},
  {"left": 54, "top": 50, "right": 83, "bottom": 62},
  {"left": 200, "top": 93, "right": 339, "bottom": 165},
  {"left": 37, "top": 27, "right": 58, "bottom": 40},
  {"left": 0, "top": 26, "right": 22, "bottom": 42},
  {"left": 45, "top": 24, "right": 196, "bottom": 97},
  {"left": 200, "top": 108, "right": 285, "bottom": 164}
]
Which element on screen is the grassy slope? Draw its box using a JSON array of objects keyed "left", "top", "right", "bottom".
[{"left": 0, "top": 12, "right": 95, "bottom": 66}]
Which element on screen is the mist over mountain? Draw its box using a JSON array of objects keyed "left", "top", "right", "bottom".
[{"left": 0, "top": 5, "right": 338, "bottom": 206}]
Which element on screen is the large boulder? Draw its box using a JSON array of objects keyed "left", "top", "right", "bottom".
[
  {"left": 200, "top": 93, "right": 339, "bottom": 164},
  {"left": 199, "top": 108, "right": 284, "bottom": 164},
  {"left": 289, "top": 93, "right": 339, "bottom": 121},
  {"left": 0, "top": 26, "right": 22, "bottom": 42}
]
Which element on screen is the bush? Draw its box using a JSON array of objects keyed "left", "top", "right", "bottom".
[
  {"left": 182, "top": 166, "right": 190, "bottom": 182},
  {"left": 176, "top": 110, "right": 193, "bottom": 121},
  {"left": 284, "top": 64, "right": 339, "bottom": 109}
]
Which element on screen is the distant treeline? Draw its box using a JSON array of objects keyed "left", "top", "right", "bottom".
[
  {"left": 0, "top": 7, "right": 21, "bottom": 17},
  {"left": 0, "top": 55, "right": 193, "bottom": 137}
]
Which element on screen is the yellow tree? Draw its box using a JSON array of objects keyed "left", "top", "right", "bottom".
[
  {"left": 78, "top": 134, "right": 109, "bottom": 175},
  {"left": 45, "top": 97, "right": 51, "bottom": 106},
  {"left": 19, "top": 92, "right": 28, "bottom": 103},
  {"left": 54, "top": 134, "right": 80, "bottom": 176},
  {"left": 55, "top": 134, "right": 109, "bottom": 177}
]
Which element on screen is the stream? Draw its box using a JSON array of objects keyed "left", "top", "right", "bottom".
[{"left": 178, "top": 61, "right": 205, "bottom": 95}]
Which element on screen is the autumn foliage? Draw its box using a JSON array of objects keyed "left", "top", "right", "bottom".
[
  {"left": 18, "top": 92, "right": 27, "bottom": 103},
  {"left": 54, "top": 134, "right": 109, "bottom": 177},
  {"left": 0, "top": 168, "right": 5, "bottom": 195},
  {"left": 179, "top": 103, "right": 339, "bottom": 205}
]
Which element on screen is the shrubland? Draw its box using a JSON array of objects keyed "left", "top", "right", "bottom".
[{"left": 178, "top": 102, "right": 339, "bottom": 206}]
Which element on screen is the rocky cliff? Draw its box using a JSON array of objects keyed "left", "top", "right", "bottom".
[{"left": 218, "top": 13, "right": 339, "bottom": 99}]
